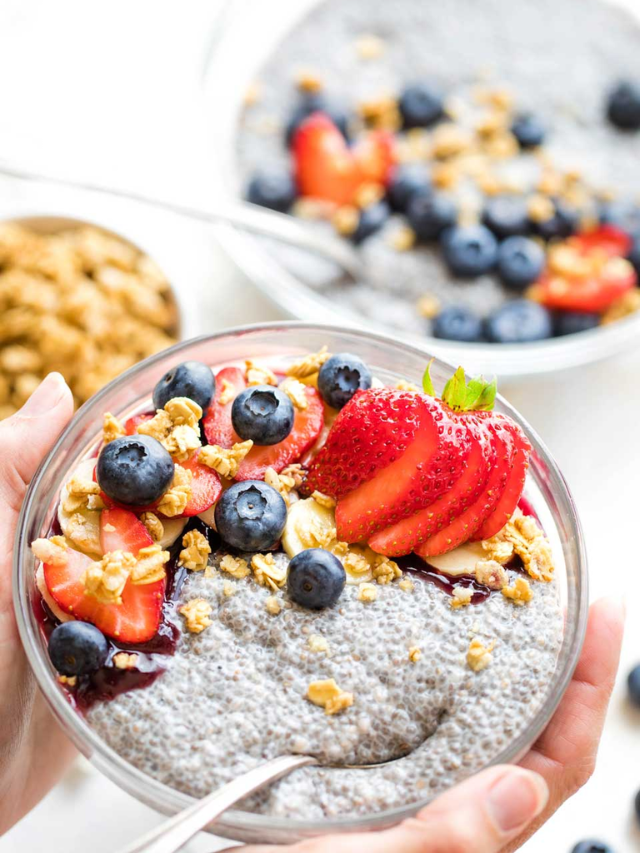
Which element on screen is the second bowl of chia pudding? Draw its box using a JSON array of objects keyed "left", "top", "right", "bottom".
[{"left": 15, "top": 324, "right": 587, "bottom": 844}]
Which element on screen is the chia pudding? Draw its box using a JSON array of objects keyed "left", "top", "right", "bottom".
[
  {"left": 236, "top": 0, "right": 640, "bottom": 344},
  {"left": 31, "top": 348, "right": 565, "bottom": 820}
]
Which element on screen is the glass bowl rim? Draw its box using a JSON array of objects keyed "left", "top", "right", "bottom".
[{"left": 13, "top": 320, "right": 589, "bottom": 839}]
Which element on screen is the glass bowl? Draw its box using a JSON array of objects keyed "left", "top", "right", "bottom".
[
  {"left": 202, "top": 0, "right": 640, "bottom": 380},
  {"left": 13, "top": 322, "right": 588, "bottom": 845}
]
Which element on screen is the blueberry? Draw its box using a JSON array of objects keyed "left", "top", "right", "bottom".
[
  {"left": 214, "top": 480, "right": 287, "bottom": 551},
  {"left": 554, "top": 311, "right": 600, "bottom": 336},
  {"left": 607, "top": 80, "right": 640, "bottom": 130},
  {"left": 285, "top": 94, "right": 350, "bottom": 146},
  {"left": 627, "top": 663, "right": 640, "bottom": 707},
  {"left": 533, "top": 199, "right": 579, "bottom": 241},
  {"left": 387, "top": 165, "right": 432, "bottom": 212},
  {"left": 49, "top": 622, "right": 109, "bottom": 677},
  {"left": 482, "top": 196, "right": 530, "bottom": 240},
  {"left": 97, "top": 435, "right": 174, "bottom": 506},
  {"left": 571, "top": 842, "right": 614, "bottom": 853},
  {"left": 485, "top": 300, "right": 553, "bottom": 343},
  {"left": 152, "top": 361, "right": 215, "bottom": 411},
  {"left": 231, "top": 386, "right": 294, "bottom": 445},
  {"left": 407, "top": 193, "right": 457, "bottom": 242},
  {"left": 441, "top": 225, "right": 498, "bottom": 278},
  {"left": 496, "top": 236, "right": 545, "bottom": 290},
  {"left": 287, "top": 549, "right": 346, "bottom": 609},
  {"left": 511, "top": 112, "right": 546, "bottom": 148},
  {"left": 246, "top": 170, "right": 296, "bottom": 213},
  {"left": 628, "top": 238, "right": 640, "bottom": 277},
  {"left": 351, "top": 202, "right": 390, "bottom": 245},
  {"left": 598, "top": 200, "right": 640, "bottom": 237},
  {"left": 432, "top": 305, "right": 484, "bottom": 342},
  {"left": 399, "top": 82, "right": 445, "bottom": 129},
  {"left": 317, "top": 353, "right": 372, "bottom": 409}
]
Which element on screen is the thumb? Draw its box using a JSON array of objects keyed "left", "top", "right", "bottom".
[{"left": 0, "top": 372, "right": 74, "bottom": 513}]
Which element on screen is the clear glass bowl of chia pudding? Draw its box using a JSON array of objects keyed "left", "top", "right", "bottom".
[
  {"left": 14, "top": 322, "right": 588, "bottom": 845},
  {"left": 203, "top": 0, "right": 640, "bottom": 378}
]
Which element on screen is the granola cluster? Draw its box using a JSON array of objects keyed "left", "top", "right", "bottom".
[
  {"left": 306, "top": 678, "right": 354, "bottom": 715},
  {"left": 137, "top": 397, "right": 202, "bottom": 462},
  {"left": 81, "top": 544, "right": 169, "bottom": 605},
  {"left": 482, "top": 508, "right": 554, "bottom": 582},
  {"left": 0, "top": 223, "right": 178, "bottom": 419},
  {"left": 199, "top": 440, "right": 253, "bottom": 479}
]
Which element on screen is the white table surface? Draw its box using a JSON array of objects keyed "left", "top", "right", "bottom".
[{"left": 0, "top": 1, "right": 639, "bottom": 851}]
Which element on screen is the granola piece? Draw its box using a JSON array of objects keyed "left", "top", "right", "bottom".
[
  {"left": 311, "top": 490, "right": 336, "bottom": 509},
  {"left": 65, "top": 512, "right": 101, "bottom": 555},
  {"left": 332, "top": 205, "right": 359, "bottom": 237},
  {"left": 295, "top": 68, "right": 323, "bottom": 94},
  {"left": 358, "top": 94, "right": 401, "bottom": 131},
  {"left": 306, "top": 678, "right": 354, "bottom": 715},
  {"left": 198, "top": 441, "right": 254, "bottom": 479},
  {"left": 358, "top": 582, "right": 378, "bottom": 603},
  {"left": 354, "top": 33, "right": 385, "bottom": 60},
  {"left": 280, "top": 377, "right": 309, "bottom": 410},
  {"left": 31, "top": 536, "right": 68, "bottom": 567},
  {"left": 131, "top": 544, "right": 169, "bottom": 585},
  {"left": 58, "top": 675, "right": 77, "bottom": 688},
  {"left": 432, "top": 124, "right": 473, "bottom": 159},
  {"left": 140, "top": 512, "right": 164, "bottom": 543},
  {"left": 474, "top": 559, "right": 508, "bottom": 590},
  {"left": 451, "top": 586, "right": 473, "bottom": 609},
  {"left": 219, "top": 554, "right": 251, "bottom": 580},
  {"left": 83, "top": 550, "right": 136, "bottom": 605},
  {"left": 371, "top": 555, "right": 402, "bottom": 585},
  {"left": 395, "top": 379, "right": 421, "bottom": 392},
  {"left": 408, "top": 646, "right": 422, "bottom": 663},
  {"left": 87, "top": 494, "right": 106, "bottom": 511},
  {"left": 180, "top": 598, "right": 212, "bottom": 633},
  {"left": 217, "top": 378, "right": 236, "bottom": 406},
  {"left": 103, "top": 412, "right": 125, "bottom": 445},
  {"left": 265, "top": 595, "right": 282, "bottom": 615},
  {"left": 251, "top": 553, "right": 287, "bottom": 590},
  {"left": 164, "top": 397, "right": 202, "bottom": 429},
  {"left": 398, "top": 578, "right": 415, "bottom": 593},
  {"left": 245, "top": 359, "right": 278, "bottom": 387},
  {"left": 483, "top": 509, "right": 554, "bottom": 582},
  {"left": 62, "top": 475, "right": 102, "bottom": 513},
  {"left": 222, "top": 581, "right": 236, "bottom": 597},
  {"left": 308, "top": 634, "right": 329, "bottom": 653},
  {"left": 179, "top": 530, "right": 211, "bottom": 572},
  {"left": 0, "top": 344, "right": 43, "bottom": 373},
  {"left": 137, "top": 398, "right": 202, "bottom": 462},
  {"left": 354, "top": 182, "right": 385, "bottom": 209},
  {"left": 281, "top": 463, "right": 305, "bottom": 489},
  {"left": 243, "top": 80, "right": 262, "bottom": 107},
  {"left": 113, "top": 652, "right": 138, "bottom": 670},
  {"left": 389, "top": 225, "right": 417, "bottom": 252},
  {"left": 286, "top": 347, "right": 331, "bottom": 379},
  {"left": 342, "top": 549, "right": 372, "bottom": 579},
  {"left": 416, "top": 293, "right": 441, "bottom": 319},
  {"left": 467, "top": 638, "right": 495, "bottom": 672},
  {"left": 156, "top": 465, "right": 192, "bottom": 517},
  {"left": 527, "top": 194, "right": 555, "bottom": 224},
  {"left": 603, "top": 289, "right": 640, "bottom": 324},
  {"left": 502, "top": 577, "right": 534, "bottom": 606},
  {"left": 264, "top": 466, "right": 297, "bottom": 505}
]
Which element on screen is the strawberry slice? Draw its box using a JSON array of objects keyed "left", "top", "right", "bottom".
[
  {"left": 236, "top": 386, "right": 324, "bottom": 480},
  {"left": 125, "top": 412, "right": 154, "bottom": 435},
  {"left": 306, "top": 388, "right": 427, "bottom": 498},
  {"left": 293, "top": 113, "right": 395, "bottom": 206},
  {"left": 178, "top": 449, "right": 223, "bottom": 516},
  {"left": 335, "top": 399, "right": 471, "bottom": 542},
  {"left": 202, "top": 366, "right": 247, "bottom": 448},
  {"left": 413, "top": 416, "right": 515, "bottom": 558},
  {"left": 573, "top": 225, "right": 633, "bottom": 258},
  {"left": 368, "top": 413, "right": 496, "bottom": 556},
  {"left": 44, "top": 511, "right": 165, "bottom": 643},
  {"left": 472, "top": 421, "right": 531, "bottom": 541}
]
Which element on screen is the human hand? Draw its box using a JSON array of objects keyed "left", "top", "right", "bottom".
[
  {"left": 0, "top": 373, "right": 76, "bottom": 835},
  {"left": 221, "top": 597, "right": 623, "bottom": 853}
]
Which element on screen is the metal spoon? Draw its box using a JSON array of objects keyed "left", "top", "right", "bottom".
[
  {"left": 116, "top": 751, "right": 403, "bottom": 853},
  {"left": 0, "top": 161, "right": 366, "bottom": 283}
]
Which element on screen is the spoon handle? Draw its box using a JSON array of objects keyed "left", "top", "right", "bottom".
[{"left": 116, "top": 754, "right": 317, "bottom": 853}]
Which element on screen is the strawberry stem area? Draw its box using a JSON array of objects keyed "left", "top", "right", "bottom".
[{"left": 423, "top": 363, "right": 497, "bottom": 413}]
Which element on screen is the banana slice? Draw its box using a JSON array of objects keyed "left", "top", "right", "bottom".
[
  {"left": 57, "top": 458, "right": 102, "bottom": 557},
  {"left": 158, "top": 517, "right": 188, "bottom": 549},
  {"left": 426, "top": 541, "right": 486, "bottom": 577},
  {"left": 282, "top": 498, "right": 372, "bottom": 585},
  {"left": 197, "top": 506, "right": 217, "bottom": 530}
]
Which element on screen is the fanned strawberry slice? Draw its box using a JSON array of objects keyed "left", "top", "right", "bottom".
[
  {"left": 368, "top": 413, "right": 496, "bottom": 556},
  {"left": 306, "top": 388, "right": 426, "bottom": 498},
  {"left": 125, "top": 412, "right": 154, "bottom": 435},
  {"left": 44, "top": 510, "right": 165, "bottom": 643},
  {"left": 335, "top": 398, "right": 471, "bottom": 542},
  {"left": 236, "top": 386, "right": 324, "bottom": 480},
  {"left": 178, "top": 449, "right": 223, "bottom": 516},
  {"left": 202, "top": 366, "right": 247, "bottom": 448},
  {"left": 413, "top": 416, "right": 515, "bottom": 558},
  {"left": 472, "top": 421, "right": 531, "bottom": 541}
]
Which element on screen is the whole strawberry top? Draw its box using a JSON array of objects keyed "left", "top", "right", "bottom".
[{"left": 307, "top": 361, "right": 531, "bottom": 558}]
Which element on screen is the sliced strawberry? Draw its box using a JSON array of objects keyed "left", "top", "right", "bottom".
[
  {"left": 236, "top": 386, "right": 324, "bottom": 480},
  {"left": 44, "top": 512, "right": 165, "bottom": 643},
  {"left": 572, "top": 225, "right": 633, "bottom": 258},
  {"left": 335, "top": 399, "right": 471, "bottom": 542},
  {"left": 472, "top": 421, "right": 531, "bottom": 541},
  {"left": 353, "top": 130, "right": 396, "bottom": 187},
  {"left": 100, "top": 507, "right": 154, "bottom": 555},
  {"left": 178, "top": 449, "right": 223, "bottom": 516},
  {"left": 306, "top": 388, "right": 426, "bottom": 498},
  {"left": 125, "top": 412, "right": 154, "bottom": 435},
  {"left": 368, "top": 413, "right": 496, "bottom": 556},
  {"left": 202, "top": 366, "right": 247, "bottom": 448},
  {"left": 532, "top": 262, "right": 636, "bottom": 313},
  {"left": 414, "top": 416, "right": 515, "bottom": 558}
]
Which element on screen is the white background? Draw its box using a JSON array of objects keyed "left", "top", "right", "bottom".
[{"left": 0, "top": 1, "right": 639, "bottom": 851}]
